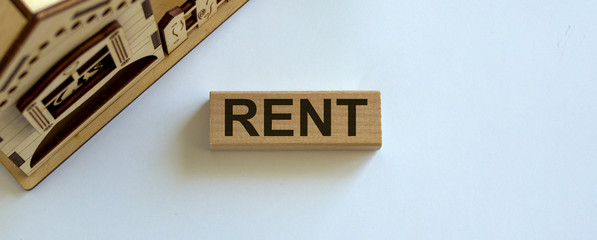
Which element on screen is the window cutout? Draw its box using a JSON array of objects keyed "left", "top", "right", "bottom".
[
  {"left": 87, "top": 15, "right": 97, "bottom": 23},
  {"left": 117, "top": 2, "right": 126, "bottom": 10},
  {"left": 8, "top": 86, "right": 17, "bottom": 94},
  {"left": 40, "top": 41, "right": 49, "bottom": 50},
  {"left": 102, "top": 8, "right": 112, "bottom": 16},
  {"left": 18, "top": 71, "right": 28, "bottom": 79},
  {"left": 55, "top": 28, "right": 65, "bottom": 37},
  {"left": 71, "top": 21, "right": 81, "bottom": 30},
  {"left": 29, "top": 56, "right": 38, "bottom": 64}
]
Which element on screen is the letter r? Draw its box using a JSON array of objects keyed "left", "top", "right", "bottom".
[{"left": 225, "top": 99, "right": 259, "bottom": 136}]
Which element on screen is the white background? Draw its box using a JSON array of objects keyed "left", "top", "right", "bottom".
[{"left": 1, "top": 1, "right": 597, "bottom": 239}]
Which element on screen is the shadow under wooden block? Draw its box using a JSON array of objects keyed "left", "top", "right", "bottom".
[{"left": 177, "top": 102, "right": 376, "bottom": 180}]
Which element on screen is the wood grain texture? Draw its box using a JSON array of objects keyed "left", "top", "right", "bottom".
[
  {"left": 210, "top": 91, "right": 382, "bottom": 150},
  {"left": 0, "top": 0, "right": 249, "bottom": 190}
]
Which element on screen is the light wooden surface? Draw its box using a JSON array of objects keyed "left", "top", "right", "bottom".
[
  {"left": 0, "top": 0, "right": 249, "bottom": 190},
  {"left": 210, "top": 91, "right": 382, "bottom": 150}
]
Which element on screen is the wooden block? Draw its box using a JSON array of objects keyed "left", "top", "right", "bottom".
[
  {"left": 210, "top": 91, "right": 382, "bottom": 150},
  {"left": 158, "top": 7, "right": 187, "bottom": 54}
]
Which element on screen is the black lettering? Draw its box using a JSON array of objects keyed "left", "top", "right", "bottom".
[
  {"left": 264, "top": 99, "right": 293, "bottom": 136},
  {"left": 337, "top": 99, "right": 368, "bottom": 136},
  {"left": 300, "top": 99, "right": 331, "bottom": 136},
  {"left": 225, "top": 99, "right": 259, "bottom": 136}
]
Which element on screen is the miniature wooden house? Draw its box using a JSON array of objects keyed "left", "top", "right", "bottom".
[{"left": 0, "top": 0, "right": 246, "bottom": 189}]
